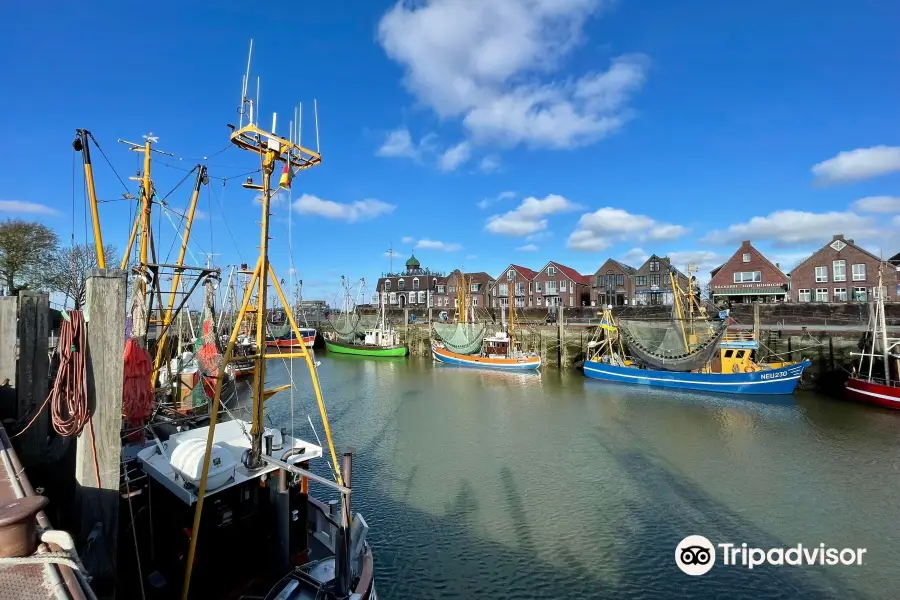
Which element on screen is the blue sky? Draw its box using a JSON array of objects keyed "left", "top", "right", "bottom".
[{"left": 4, "top": 0, "right": 900, "bottom": 304}]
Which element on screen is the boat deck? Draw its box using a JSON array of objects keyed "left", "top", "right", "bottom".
[{"left": 0, "top": 423, "right": 89, "bottom": 600}]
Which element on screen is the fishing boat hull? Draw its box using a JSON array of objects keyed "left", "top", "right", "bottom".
[
  {"left": 265, "top": 328, "right": 316, "bottom": 348},
  {"left": 583, "top": 359, "right": 811, "bottom": 395},
  {"left": 845, "top": 377, "right": 900, "bottom": 409},
  {"left": 431, "top": 343, "right": 541, "bottom": 370},
  {"left": 325, "top": 339, "right": 408, "bottom": 357}
]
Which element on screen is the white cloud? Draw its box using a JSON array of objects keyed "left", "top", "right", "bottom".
[
  {"left": 192, "top": 209, "right": 208, "bottom": 220},
  {"left": 401, "top": 236, "right": 415, "bottom": 244},
  {"left": 619, "top": 247, "right": 648, "bottom": 265},
  {"left": 486, "top": 193, "right": 578, "bottom": 236},
  {"left": 477, "top": 190, "right": 516, "bottom": 209},
  {"left": 0, "top": 200, "right": 58, "bottom": 215},
  {"left": 479, "top": 156, "right": 501, "bottom": 173},
  {"left": 666, "top": 250, "right": 725, "bottom": 277},
  {"left": 894, "top": 215, "right": 900, "bottom": 227},
  {"left": 701, "top": 210, "right": 877, "bottom": 247},
  {"left": 852, "top": 196, "right": 900, "bottom": 213},
  {"left": 415, "top": 238, "right": 463, "bottom": 252},
  {"left": 378, "top": 0, "right": 649, "bottom": 150},
  {"left": 567, "top": 207, "right": 687, "bottom": 251},
  {"left": 516, "top": 244, "right": 539, "bottom": 251},
  {"left": 376, "top": 127, "right": 418, "bottom": 158},
  {"left": 438, "top": 141, "right": 471, "bottom": 171},
  {"left": 812, "top": 146, "right": 900, "bottom": 184},
  {"left": 293, "top": 194, "right": 395, "bottom": 222}
]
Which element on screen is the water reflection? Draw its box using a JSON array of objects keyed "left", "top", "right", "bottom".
[{"left": 249, "top": 355, "right": 898, "bottom": 599}]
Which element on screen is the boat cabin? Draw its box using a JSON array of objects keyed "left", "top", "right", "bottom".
[
  {"left": 482, "top": 331, "right": 515, "bottom": 358},
  {"left": 716, "top": 331, "right": 760, "bottom": 374},
  {"left": 363, "top": 328, "right": 398, "bottom": 347}
]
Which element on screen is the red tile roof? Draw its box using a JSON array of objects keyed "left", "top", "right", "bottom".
[
  {"left": 550, "top": 262, "right": 590, "bottom": 285},
  {"left": 510, "top": 264, "right": 538, "bottom": 280}
]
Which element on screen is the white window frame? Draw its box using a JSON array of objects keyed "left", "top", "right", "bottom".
[
  {"left": 733, "top": 271, "right": 761, "bottom": 283},
  {"left": 815, "top": 288, "right": 828, "bottom": 302},
  {"left": 537, "top": 297, "right": 542, "bottom": 306},
  {"left": 815, "top": 266, "right": 828, "bottom": 283},
  {"left": 569, "top": 295, "right": 575, "bottom": 307},
  {"left": 832, "top": 260, "right": 846, "bottom": 282},
  {"left": 418, "top": 291, "right": 426, "bottom": 304},
  {"left": 852, "top": 264, "right": 866, "bottom": 281},
  {"left": 507, "top": 269, "right": 515, "bottom": 280},
  {"left": 473, "top": 297, "right": 478, "bottom": 306},
  {"left": 547, "top": 266, "right": 556, "bottom": 276},
  {"left": 389, "top": 292, "right": 397, "bottom": 304},
  {"left": 546, "top": 281, "right": 557, "bottom": 294},
  {"left": 798, "top": 289, "right": 811, "bottom": 302},
  {"left": 560, "top": 280, "right": 567, "bottom": 291},
  {"left": 742, "top": 253, "right": 751, "bottom": 263},
  {"left": 853, "top": 286, "right": 867, "bottom": 301},
  {"left": 535, "top": 282, "right": 543, "bottom": 292},
  {"left": 833, "top": 287, "right": 847, "bottom": 302},
  {"left": 528, "top": 281, "right": 533, "bottom": 292},
  {"left": 384, "top": 280, "right": 391, "bottom": 291},
  {"left": 499, "top": 283, "right": 509, "bottom": 296}
]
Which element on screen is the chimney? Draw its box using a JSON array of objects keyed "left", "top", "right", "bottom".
[
  {"left": 741, "top": 240, "right": 751, "bottom": 247},
  {"left": 832, "top": 234, "right": 844, "bottom": 241},
  {"left": 776, "top": 263, "right": 780, "bottom": 270},
  {"left": 847, "top": 239, "right": 854, "bottom": 245}
]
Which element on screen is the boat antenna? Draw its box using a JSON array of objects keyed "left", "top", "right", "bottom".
[
  {"left": 314, "top": 98, "right": 320, "bottom": 154},
  {"left": 239, "top": 39, "right": 253, "bottom": 129}
]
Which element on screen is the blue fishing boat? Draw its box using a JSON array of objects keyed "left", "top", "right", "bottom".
[
  {"left": 583, "top": 265, "right": 810, "bottom": 395},
  {"left": 583, "top": 358, "right": 811, "bottom": 395}
]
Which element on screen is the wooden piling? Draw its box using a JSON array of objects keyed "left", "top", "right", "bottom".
[
  {"left": 76, "top": 269, "right": 126, "bottom": 568},
  {"left": 557, "top": 307, "right": 565, "bottom": 367},
  {"left": 16, "top": 291, "right": 49, "bottom": 467},
  {"left": 0, "top": 297, "right": 16, "bottom": 421}
]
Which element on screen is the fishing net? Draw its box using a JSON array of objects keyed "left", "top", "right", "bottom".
[
  {"left": 329, "top": 312, "right": 360, "bottom": 342},
  {"left": 617, "top": 316, "right": 727, "bottom": 372},
  {"left": 433, "top": 323, "right": 486, "bottom": 355},
  {"left": 192, "top": 280, "right": 223, "bottom": 407},
  {"left": 268, "top": 320, "right": 292, "bottom": 338}
]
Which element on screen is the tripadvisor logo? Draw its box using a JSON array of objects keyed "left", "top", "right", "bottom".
[{"left": 675, "top": 536, "right": 867, "bottom": 576}]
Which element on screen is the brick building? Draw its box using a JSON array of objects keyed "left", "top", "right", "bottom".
[
  {"left": 632, "top": 254, "right": 688, "bottom": 306},
  {"left": 789, "top": 234, "right": 898, "bottom": 303},
  {"left": 432, "top": 270, "right": 495, "bottom": 312},
  {"left": 376, "top": 253, "right": 444, "bottom": 309},
  {"left": 709, "top": 240, "right": 788, "bottom": 304},
  {"left": 491, "top": 264, "right": 537, "bottom": 309},
  {"left": 530, "top": 261, "right": 591, "bottom": 309},
  {"left": 591, "top": 258, "right": 636, "bottom": 306}
]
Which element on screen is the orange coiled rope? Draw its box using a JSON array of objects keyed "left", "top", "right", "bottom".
[
  {"left": 123, "top": 337, "right": 154, "bottom": 428},
  {"left": 14, "top": 310, "right": 89, "bottom": 437}
]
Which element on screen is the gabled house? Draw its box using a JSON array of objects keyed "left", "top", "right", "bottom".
[
  {"left": 434, "top": 270, "right": 495, "bottom": 312},
  {"left": 789, "top": 234, "right": 898, "bottom": 302},
  {"left": 709, "top": 240, "right": 788, "bottom": 304},
  {"left": 632, "top": 254, "right": 688, "bottom": 306},
  {"left": 531, "top": 261, "right": 591, "bottom": 309},
  {"left": 591, "top": 258, "right": 636, "bottom": 307},
  {"left": 491, "top": 264, "right": 537, "bottom": 309},
  {"left": 376, "top": 253, "right": 443, "bottom": 309}
]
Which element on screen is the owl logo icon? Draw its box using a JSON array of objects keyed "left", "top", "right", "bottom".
[{"left": 675, "top": 535, "right": 715, "bottom": 575}]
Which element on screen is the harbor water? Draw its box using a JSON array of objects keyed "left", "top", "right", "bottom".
[{"left": 249, "top": 355, "right": 899, "bottom": 599}]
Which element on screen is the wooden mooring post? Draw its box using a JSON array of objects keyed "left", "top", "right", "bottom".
[
  {"left": 0, "top": 296, "right": 16, "bottom": 423},
  {"left": 557, "top": 306, "right": 566, "bottom": 367},
  {"left": 76, "top": 269, "right": 126, "bottom": 576},
  {"left": 16, "top": 291, "right": 50, "bottom": 468}
]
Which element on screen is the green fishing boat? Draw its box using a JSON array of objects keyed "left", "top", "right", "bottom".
[
  {"left": 324, "top": 275, "right": 408, "bottom": 357},
  {"left": 324, "top": 337, "right": 408, "bottom": 357}
]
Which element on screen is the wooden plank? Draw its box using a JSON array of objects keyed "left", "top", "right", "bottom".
[
  {"left": 15, "top": 291, "right": 49, "bottom": 468},
  {"left": 76, "top": 268, "right": 126, "bottom": 577},
  {"left": 0, "top": 297, "right": 16, "bottom": 422}
]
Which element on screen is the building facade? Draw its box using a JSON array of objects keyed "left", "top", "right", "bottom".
[
  {"left": 709, "top": 240, "right": 788, "bottom": 304},
  {"left": 375, "top": 253, "right": 444, "bottom": 309},
  {"left": 531, "top": 261, "right": 590, "bottom": 309},
  {"left": 591, "top": 258, "right": 636, "bottom": 306},
  {"left": 789, "top": 234, "right": 898, "bottom": 303},
  {"left": 432, "top": 270, "right": 495, "bottom": 312},
  {"left": 631, "top": 254, "right": 688, "bottom": 306},
  {"left": 491, "top": 264, "right": 538, "bottom": 309}
]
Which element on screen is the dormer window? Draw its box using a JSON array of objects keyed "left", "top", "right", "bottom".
[
  {"left": 413, "top": 277, "right": 420, "bottom": 290},
  {"left": 398, "top": 278, "right": 406, "bottom": 291},
  {"left": 547, "top": 266, "right": 556, "bottom": 276},
  {"left": 507, "top": 269, "right": 515, "bottom": 280},
  {"left": 384, "top": 280, "right": 391, "bottom": 291}
]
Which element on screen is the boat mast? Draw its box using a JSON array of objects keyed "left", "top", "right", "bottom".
[
  {"left": 72, "top": 129, "right": 106, "bottom": 268},
  {"left": 183, "top": 63, "right": 344, "bottom": 597},
  {"left": 877, "top": 269, "right": 889, "bottom": 381}
]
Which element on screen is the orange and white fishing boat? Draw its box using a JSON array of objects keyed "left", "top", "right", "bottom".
[{"left": 432, "top": 272, "right": 540, "bottom": 370}]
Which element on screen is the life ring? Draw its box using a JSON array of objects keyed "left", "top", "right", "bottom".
[
  {"left": 744, "top": 366, "right": 754, "bottom": 373},
  {"left": 732, "top": 364, "right": 740, "bottom": 374}
]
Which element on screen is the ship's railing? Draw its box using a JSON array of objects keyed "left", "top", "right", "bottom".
[{"left": 722, "top": 330, "right": 756, "bottom": 342}]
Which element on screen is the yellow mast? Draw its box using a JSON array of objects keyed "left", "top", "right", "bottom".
[
  {"left": 182, "top": 104, "right": 341, "bottom": 598},
  {"left": 72, "top": 130, "right": 106, "bottom": 268}
]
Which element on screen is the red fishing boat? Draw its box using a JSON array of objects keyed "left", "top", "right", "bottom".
[{"left": 845, "top": 270, "right": 900, "bottom": 409}]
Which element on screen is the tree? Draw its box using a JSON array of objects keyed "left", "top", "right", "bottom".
[
  {"left": 0, "top": 219, "right": 59, "bottom": 294},
  {"left": 48, "top": 243, "right": 118, "bottom": 310}
]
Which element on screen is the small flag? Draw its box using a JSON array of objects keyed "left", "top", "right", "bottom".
[{"left": 279, "top": 162, "right": 293, "bottom": 189}]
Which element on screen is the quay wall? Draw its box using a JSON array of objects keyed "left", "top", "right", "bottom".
[{"left": 394, "top": 319, "right": 863, "bottom": 392}]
